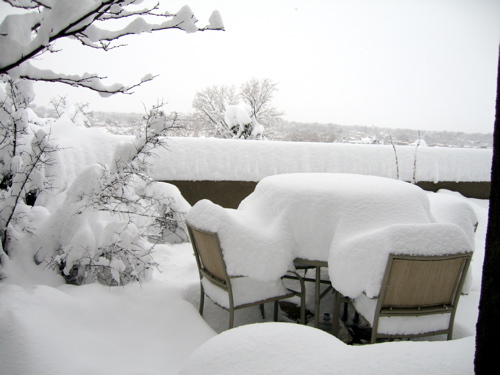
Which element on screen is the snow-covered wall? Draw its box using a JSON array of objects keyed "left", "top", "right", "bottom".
[{"left": 150, "top": 137, "right": 492, "bottom": 183}]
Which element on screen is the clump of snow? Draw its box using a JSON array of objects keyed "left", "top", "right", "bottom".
[
  {"left": 180, "top": 322, "right": 474, "bottom": 375},
  {"left": 225, "top": 104, "right": 252, "bottom": 129},
  {"left": 149, "top": 137, "right": 492, "bottom": 182},
  {"left": 171, "top": 5, "right": 199, "bottom": 33},
  {"left": 352, "top": 293, "right": 454, "bottom": 335},
  {"left": 224, "top": 104, "right": 265, "bottom": 139},
  {"left": 329, "top": 223, "right": 472, "bottom": 298},
  {"left": 208, "top": 10, "right": 224, "bottom": 29},
  {"left": 427, "top": 190, "right": 479, "bottom": 246},
  {"left": 412, "top": 138, "right": 428, "bottom": 147},
  {"left": 186, "top": 199, "right": 293, "bottom": 281},
  {"left": 201, "top": 277, "right": 289, "bottom": 309},
  {"left": 0, "top": 12, "right": 42, "bottom": 67}
]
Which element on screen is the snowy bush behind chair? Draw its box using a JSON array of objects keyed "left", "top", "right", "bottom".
[
  {"left": 1, "top": 99, "right": 190, "bottom": 286},
  {"left": 0, "top": 0, "right": 222, "bottom": 285}
]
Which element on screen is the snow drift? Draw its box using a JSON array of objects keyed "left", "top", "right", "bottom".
[{"left": 149, "top": 137, "right": 492, "bottom": 183}]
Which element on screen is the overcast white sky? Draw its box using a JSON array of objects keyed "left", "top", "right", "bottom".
[{"left": 3, "top": 0, "right": 500, "bottom": 133}]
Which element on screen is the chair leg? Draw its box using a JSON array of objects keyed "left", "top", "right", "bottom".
[
  {"left": 332, "top": 290, "right": 341, "bottom": 337},
  {"left": 371, "top": 319, "right": 379, "bottom": 344},
  {"left": 274, "top": 300, "right": 279, "bottom": 322},
  {"left": 287, "top": 270, "right": 306, "bottom": 324},
  {"left": 229, "top": 308, "right": 235, "bottom": 329},
  {"left": 199, "top": 283, "right": 205, "bottom": 316},
  {"left": 314, "top": 266, "right": 321, "bottom": 328},
  {"left": 342, "top": 301, "right": 348, "bottom": 322},
  {"left": 260, "top": 303, "right": 266, "bottom": 320}
]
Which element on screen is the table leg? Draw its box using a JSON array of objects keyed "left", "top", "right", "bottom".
[
  {"left": 332, "top": 289, "right": 340, "bottom": 337},
  {"left": 315, "top": 265, "right": 320, "bottom": 328}
]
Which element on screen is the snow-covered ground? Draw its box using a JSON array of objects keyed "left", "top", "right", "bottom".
[
  {"left": 0, "top": 190, "right": 488, "bottom": 375},
  {"left": 0, "top": 123, "right": 491, "bottom": 375}
]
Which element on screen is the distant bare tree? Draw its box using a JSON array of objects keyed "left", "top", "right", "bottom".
[
  {"left": 192, "top": 84, "right": 239, "bottom": 137},
  {"left": 192, "top": 78, "right": 283, "bottom": 138},
  {"left": 239, "top": 78, "right": 283, "bottom": 127}
]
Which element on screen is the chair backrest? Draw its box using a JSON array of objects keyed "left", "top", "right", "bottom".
[
  {"left": 378, "top": 253, "right": 472, "bottom": 313},
  {"left": 187, "top": 224, "right": 229, "bottom": 287}
]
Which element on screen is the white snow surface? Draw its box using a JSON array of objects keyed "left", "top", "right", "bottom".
[
  {"left": 224, "top": 104, "right": 264, "bottom": 139},
  {"left": 187, "top": 173, "right": 476, "bottom": 338},
  {"left": 224, "top": 104, "right": 254, "bottom": 129},
  {"left": 187, "top": 174, "right": 474, "bottom": 293},
  {"left": 180, "top": 323, "right": 474, "bottom": 375},
  {"left": 0, "top": 123, "right": 490, "bottom": 374},
  {"left": 149, "top": 137, "right": 492, "bottom": 182}
]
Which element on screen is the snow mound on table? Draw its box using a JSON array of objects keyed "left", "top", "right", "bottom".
[
  {"left": 187, "top": 174, "right": 475, "bottom": 298},
  {"left": 239, "top": 173, "right": 433, "bottom": 260},
  {"left": 428, "top": 190, "right": 479, "bottom": 247},
  {"left": 329, "top": 223, "right": 473, "bottom": 298}
]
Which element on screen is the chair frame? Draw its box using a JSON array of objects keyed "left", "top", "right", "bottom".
[
  {"left": 353, "top": 252, "right": 472, "bottom": 343},
  {"left": 187, "top": 223, "right": 306, "bottom": 329}
]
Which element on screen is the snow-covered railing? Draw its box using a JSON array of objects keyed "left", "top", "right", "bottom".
[{"left": 150, "top": 137, "right": 492, "bottom": 183}]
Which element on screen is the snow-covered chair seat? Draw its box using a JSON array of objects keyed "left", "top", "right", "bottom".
[
  {"left": 186, "top": 223, "right": 305, "bottom": 329},
  {"left": 346, "top": 252, "right": 472, "bottom": 343}
]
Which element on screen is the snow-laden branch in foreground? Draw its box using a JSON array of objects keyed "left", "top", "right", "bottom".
[
  {"left": 12, "top": 63, "right": 157, "bottom": 96},
  {"left": 2, "top": 0, "right": 52, "bottom": 10},
  {"left": 0, "top": 0, "right": 224, "bottom": 92}
]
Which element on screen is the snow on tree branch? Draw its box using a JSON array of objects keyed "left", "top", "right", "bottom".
[
  {"left": 0, "top": 0, "right": 224, "bottom": 94},
  {"left": 3, "top": 0, "right": 51, "bottom": 9},
  {"left": 12, "top": 62, "right": 157, "bottom": 96}
]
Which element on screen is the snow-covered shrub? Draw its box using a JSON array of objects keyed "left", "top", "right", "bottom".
[
  {"left": 41, "top": 165, "right": 156, "bottom": 286},
  {"left": 39, "top": 104, "right": 190, "bottom": 286},
  {"left": 0, "top": 84, "right": 190, "bottom": 286},
  {"left": 48, "top": 96, "right": 92, "bottom": 128},
  {"left": 0, "top": 79, "right": 59, "bottom": 252},
  {"left": 0, "top": 1, "right": 222, "bottom": 282},
  {"left": 225, "top": 104, "right": 265, "bottom": 140}
]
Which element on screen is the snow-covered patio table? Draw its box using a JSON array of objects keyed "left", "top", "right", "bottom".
[{"left": 187, "top": 173, "right": 474, "bottom": 301}]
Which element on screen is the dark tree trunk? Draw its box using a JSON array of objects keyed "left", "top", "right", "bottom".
[{"left": 475, "top": 46, "right": 500, "bottom": 373}]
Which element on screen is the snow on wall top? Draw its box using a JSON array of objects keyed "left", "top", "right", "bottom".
[{"left": 149, "top": 137, "right": 492, "bottom": 182}]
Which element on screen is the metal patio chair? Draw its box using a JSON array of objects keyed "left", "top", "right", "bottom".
[
  {"left": 340, "top": 252, "right": 472, "bottom": 343},
  {"left": 187, "top": 223, "right": 306, "bottom": 329}
]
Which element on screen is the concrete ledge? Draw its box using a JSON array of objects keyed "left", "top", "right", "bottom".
[
  {"left": 164, "top": 180, "right": 490, "bottom": 209},
  {"left": 415, "top": 181, "right": 490, "bottom": 199}
]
